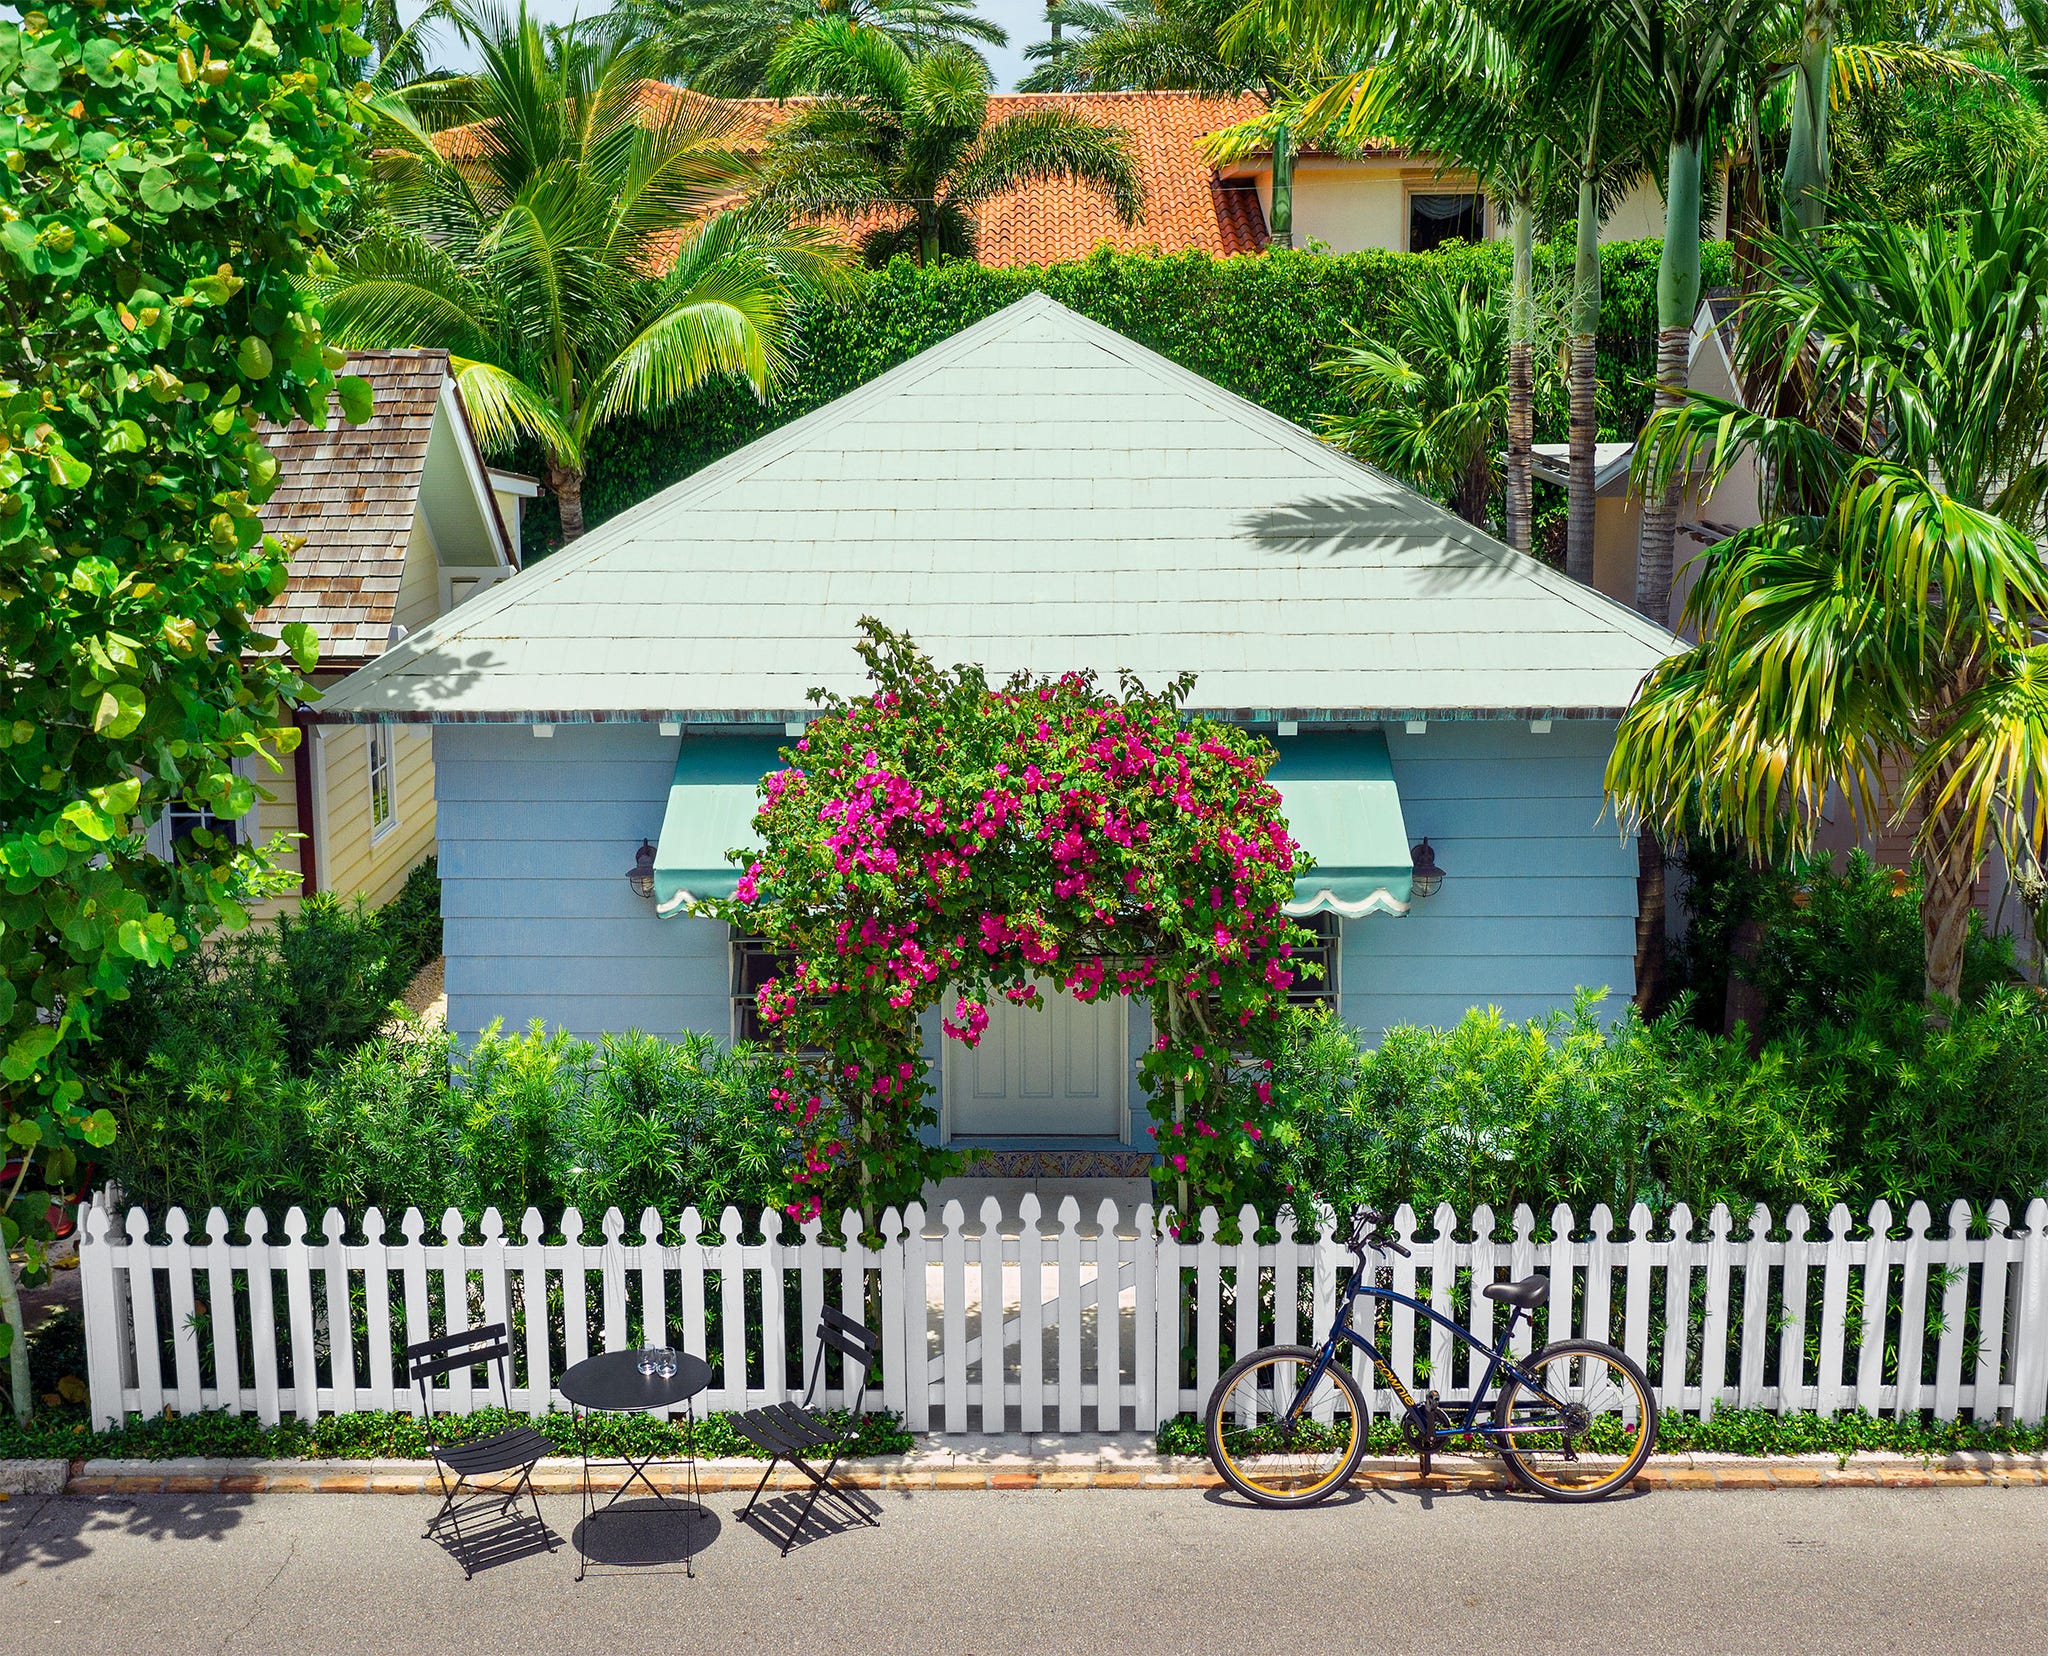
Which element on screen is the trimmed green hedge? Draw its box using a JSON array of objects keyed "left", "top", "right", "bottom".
[{"left": 521, "top": 238, "right": 1731, "bottom": 556}]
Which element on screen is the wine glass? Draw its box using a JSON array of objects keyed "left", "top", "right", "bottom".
[
  {"left": 656, "top": 1347, "right": 678, "bottom": 1379},
  {"left": 637, "top": 1348, "right": 659, "bottom": 1376}
]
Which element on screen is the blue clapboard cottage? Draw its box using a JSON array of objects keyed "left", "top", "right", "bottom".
[{"left": 320, "top": 296, "right": 1674, "bottom": 1156}]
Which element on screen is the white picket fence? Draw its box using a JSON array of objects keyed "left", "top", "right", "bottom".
[{"left": 80, "top": 1193, "right": 2048, "bottom": 1434}]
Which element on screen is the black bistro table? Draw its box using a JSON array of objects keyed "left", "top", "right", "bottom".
[{"left": 559, "top": 1349, "right": 713, "bottom": 1579}]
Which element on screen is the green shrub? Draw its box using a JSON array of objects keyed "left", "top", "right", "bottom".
[
  {"left": 518, "top": 239, "right": 1731, "bottom": 555},
  {"left": 1671, "top": 849, "right": 2016, "bottom": 1040},
  {"left": 1270, "top": 994, "right": 1847, "bottom": 1224}
]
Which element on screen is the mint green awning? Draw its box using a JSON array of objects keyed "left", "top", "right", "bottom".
[
  {"left": 1268, "top": 734, "right": 1413, "bottom": 918},
  {"left": 653, "top": 737, "right": 783, "bottom": 918}
]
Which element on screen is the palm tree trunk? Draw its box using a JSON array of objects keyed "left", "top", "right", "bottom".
[
  {"left": 1784, "top": 7, "right": 1835, "bottom": 231},
  {"left": 1269, "top": 124, "right": 1294, "bottom": 251},
  {"left": 1, "top": 1241, "right": 30, "bottom": 1421},
  {"left": 1505, "top": 196, "right": 1535, "bottom": 557},
  {"left": 546, "top": 457, "right": 587, "bottom": 542},
  {"left": 1566, "top": 148, "right": 1602, "bottom": 586},
  {"left": 1921, "top": 843, "right": 1975, "bottom": 1007},
  {"left": 1633, "top": 135, "right": 1704, "bottom": 628}
]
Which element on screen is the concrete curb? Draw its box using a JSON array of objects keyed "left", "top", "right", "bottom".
[
  {"left": 54, "top": 1450, "right": 2048, "bottom": 1497},
  {"left": 1, "top": 1459, "right": 71, "bottom": 1497}
]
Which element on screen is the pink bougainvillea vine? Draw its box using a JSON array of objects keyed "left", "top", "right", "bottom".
[{"left": 706, "top": 620, "right": 1316, "bottom": 1231}]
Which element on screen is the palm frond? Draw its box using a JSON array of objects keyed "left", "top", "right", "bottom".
[
  {"left": 946, "top": 109, "right": 1145, "bottom": 223},
  {"left": 449, "top": 357, "right": 576, "bottom": 462},
  {"left": 1901, "top": 643, "right": 2048, "bottom": 871}
]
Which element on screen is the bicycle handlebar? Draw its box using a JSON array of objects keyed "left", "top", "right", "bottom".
[{"left": 1348, "top": 1208, "right": 1411, "bottom": 1257}]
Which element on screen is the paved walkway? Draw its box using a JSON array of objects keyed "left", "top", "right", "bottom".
[{"left": 4, "top": 1486, "right": 2044, "bottom": 1654}]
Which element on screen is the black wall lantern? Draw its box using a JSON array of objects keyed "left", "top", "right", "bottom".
[
  {"left": 1410, "top": 838, "right": 1445, "bottom": 900},
  {"left": 626, "top": 839, "right": 657, "bottom": 902}
]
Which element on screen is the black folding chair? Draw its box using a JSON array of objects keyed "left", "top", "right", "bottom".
[
  {"left": 405, "top": 1323, "right": 555, "bottom": 1578},
  {"left": 734, "top": 1305, "right": 884, "bottom": 1554}
]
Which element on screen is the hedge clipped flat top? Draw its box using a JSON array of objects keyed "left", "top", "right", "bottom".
[{"left": 322, "top": 295, "right": 1676, "bottom": 726}]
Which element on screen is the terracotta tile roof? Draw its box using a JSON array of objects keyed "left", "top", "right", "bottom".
[
  {"left": 255, "top": 350, "right": 448, "bottom": 663},
  {"left": 434, "top": 87, "right": 1271, "bottom": 266}
]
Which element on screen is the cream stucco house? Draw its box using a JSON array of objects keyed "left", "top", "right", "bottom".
[{"left": 145, "top": 351, "right": 522, "bottom": 911}]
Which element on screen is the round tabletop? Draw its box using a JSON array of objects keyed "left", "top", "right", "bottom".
[{"left": 559, "top": 1349, "right": 712, "bottom": 1413}]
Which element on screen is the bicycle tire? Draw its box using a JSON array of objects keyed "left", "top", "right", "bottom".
[
  {"left": 1204, "top": 1344, "right": 1370, "bottom": 1508},
  {"left": 1494, "top": 1338, "right": 1659, "bottom": 1501}
]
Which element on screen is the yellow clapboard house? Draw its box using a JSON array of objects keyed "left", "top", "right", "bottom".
[{"left": 148, "top": 351, "right": 527, "bottom": 912}]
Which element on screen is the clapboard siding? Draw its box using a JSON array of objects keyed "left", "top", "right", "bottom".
[
  {"left": 436, "top": 718, "right": 1637, "bottom": 1057},
  {"left": 1340, "top": 720, "right": 1637, "bottom": 1037},
  {"left": 437, "top": 722, "right": 733, "bottom": 1042}
]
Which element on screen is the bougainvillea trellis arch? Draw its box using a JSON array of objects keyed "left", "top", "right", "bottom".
[{"left": 707, "top": 622, "right": 1313, "bottom": 1229}]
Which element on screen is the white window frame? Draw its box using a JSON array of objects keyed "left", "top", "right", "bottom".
[
  {"left": 367, "top": 724, "right": 398, "bottom": 843},
  {"left": 145, "top": 755, "right": 259, "bottom": 862}
]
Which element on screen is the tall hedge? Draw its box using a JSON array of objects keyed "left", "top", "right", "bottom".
[{"left": 520, "top": 237, "right": 1730, "bottom": 555}]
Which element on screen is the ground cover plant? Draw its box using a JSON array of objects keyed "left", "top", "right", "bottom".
[
  {"left": 0, "top": 1399, "right": 913, "bottom": 1463},
  {"left": 1152, "top": 1407, "right": 2048, "bottom": 1462}
]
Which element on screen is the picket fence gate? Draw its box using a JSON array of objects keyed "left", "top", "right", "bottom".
[{"left": 80, "top": 1192, "right": 2048, "bottom": 1434}]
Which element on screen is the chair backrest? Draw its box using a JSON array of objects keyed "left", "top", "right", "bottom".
[
  {"left": 806, "top": 1304, "right": 881, "bottom": 1408},
  {"left": 406, "top": 1323, "right": 514, "bottom": 1417}
]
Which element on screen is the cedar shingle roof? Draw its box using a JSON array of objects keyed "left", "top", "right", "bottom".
[
  {"left": 255, "top": 350, "right": 448, "bottom": 663},
  {"left": 432, "top": 88, "right": 1272, "bottom": 266}
]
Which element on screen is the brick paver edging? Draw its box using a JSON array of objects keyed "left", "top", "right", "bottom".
[{"left": 34, "top": 1451, "right": 2048, "bottom": 1497}]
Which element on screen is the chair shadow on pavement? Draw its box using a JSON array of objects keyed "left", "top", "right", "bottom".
[
  {"left": 0, "top": 1494, "right": 250, "bottom": 1577},
  {"left": 737, "top": 1485, "right": 883, "bottom": 1555},
  {"left": 432, "top": 1503, "right": 565, "bottom": 1577},
  {"left": 572, "top": 1499, "right": 720, "bottom": 1572}
]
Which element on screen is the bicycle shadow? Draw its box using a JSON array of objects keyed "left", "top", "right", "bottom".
[{"left": 1201, "top": 1475, "right": 1655, "bottom": 1514}]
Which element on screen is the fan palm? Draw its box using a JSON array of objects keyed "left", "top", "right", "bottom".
[
  {"left": 605, "top": 0, "right": 1009, "bottom": 97},
  {"left": 321, "top": 3, "right": 847, "bottom": 542},
  {"left": 1319, "top": 276, "right": 1523, "bottom": 528},
  {"left": 754, "top": 19, "right": 1144, "bottom": 265},
  {"left": 1608, "top": 167, "right": 2048, "bottom": 1004}
]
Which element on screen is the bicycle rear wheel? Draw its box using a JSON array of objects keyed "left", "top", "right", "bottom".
[
  {"left": 1494, "top": 1339, "right": 1658, "bottom": 1501},
  {"left": 1205, "top": 1345, "right": 1370, "bottom": 1508}
]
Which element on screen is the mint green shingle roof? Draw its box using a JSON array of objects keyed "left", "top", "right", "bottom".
[{"left": 321, "top": 294, "right": 1675, "bottom": 724}]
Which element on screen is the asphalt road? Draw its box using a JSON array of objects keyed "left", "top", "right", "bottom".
[{"left": 4, "top": 1484, "right": 2044, "bottom": 1655}]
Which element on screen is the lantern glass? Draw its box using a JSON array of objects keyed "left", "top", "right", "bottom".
[
  {"left": 627, "top": 839, "right": 657, "bottom": 901},
  {"left": 1410, "top": 838, "right": 1445, "bottom": 901}
]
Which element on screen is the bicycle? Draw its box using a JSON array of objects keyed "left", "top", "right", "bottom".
[{"left": 1204, "top": 1208, "right": 1659, "bottom": 1507}]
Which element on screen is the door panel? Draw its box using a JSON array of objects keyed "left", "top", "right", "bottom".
[{"left": 946, "top": 978, "right": 1124, "bottom": 1138}]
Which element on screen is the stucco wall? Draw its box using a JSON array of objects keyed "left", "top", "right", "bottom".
[{"left": 438, "top": 718, "right": 1639, "bottom": 1068}]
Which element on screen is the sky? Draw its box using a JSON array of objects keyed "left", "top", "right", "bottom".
[{"left": 409, "top": 0, "right": 1050, "bottom": 92}]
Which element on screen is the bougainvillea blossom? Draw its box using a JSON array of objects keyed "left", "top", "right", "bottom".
[{"left": 707, "top": 621, "right": 1315, "bottom": 1229}]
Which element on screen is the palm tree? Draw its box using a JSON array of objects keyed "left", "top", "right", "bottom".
[
  {"left": 1318, "top": 275, "right": 1518, "bottom": 528},
  {"left": 754, "top": 19, "right": 1144, "bottom": 265},
  {"left": 1608, "top": 168, "right": 2048, "bottom": 1004},
  {"left": 606, "top": 0, "right": 1008, "bottom": 96},
  {"left": 1606, "top": 0, "right": 1788, "bottom": 630},
  {"left": 1025, "top": 0, "right": 1347, "bottom": 247},
  {"left": 322, "top": 3, "right": 847, "bottom": 542},
  {"left": 1211, "top": 1, "right": 1653, "bottom": 571}
]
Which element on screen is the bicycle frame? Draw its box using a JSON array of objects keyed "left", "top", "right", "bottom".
[{"left": 1284, "top": 1254, "right": 1569, "bottom": 1443}]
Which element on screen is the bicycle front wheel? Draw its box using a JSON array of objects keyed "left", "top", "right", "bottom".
[
  {"left": 1494, "top": 1339, "right": 1658, "bottom": 1501},
  {"left": 1205, "top": 1345, "right": 1370, "bottom": 1508}
]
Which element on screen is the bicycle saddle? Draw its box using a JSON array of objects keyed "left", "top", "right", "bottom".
[{"left": 1482, "top": 1274, "right": 1550, "bottom": 1310}]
